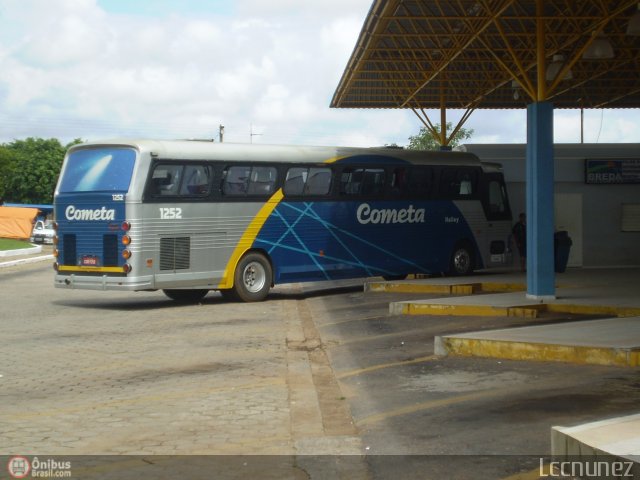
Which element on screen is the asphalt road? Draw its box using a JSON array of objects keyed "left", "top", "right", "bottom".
[{"left": 1, "top": 261, "right": 639, "bottom": 479}]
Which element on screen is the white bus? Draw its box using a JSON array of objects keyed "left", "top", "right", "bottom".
[{"left": 53, "top": 140, "right": 512, "bottom": 302}]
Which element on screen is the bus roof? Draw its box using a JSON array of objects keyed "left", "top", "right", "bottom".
[{"left": 69, "top": 139, "right": 493, "bottom": 168}]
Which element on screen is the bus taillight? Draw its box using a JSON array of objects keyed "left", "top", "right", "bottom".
[
  {"left": 121, "top": 221, "right": 131, "bottom": 232},
  {"left": 122, "top": 249, "right": 132, "bottom": 260},
  {"left": 53, "top": 262, "right": 59, "bottom": 272},
  {"left": 122, "top": 235, "right": 132, "bottom": 246},
  {"left": 123, "top": 263, "right": 132, "bottom": 273},
  {"left": 53, "top": 249, "right": 59, "bottom": 258}
]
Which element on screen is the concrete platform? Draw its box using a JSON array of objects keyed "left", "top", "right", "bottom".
[
  {"left": 377, "top": 268, "right": 640, "bottom": 367},
  {"left": 435, "top": 317, "right": 640, "bottom": 367},
  {"left": 385, "top": 268, "right": 640, "bottom": 318},
  {"left": 551, "top": 414, "right": 640, "bottom": 477}
]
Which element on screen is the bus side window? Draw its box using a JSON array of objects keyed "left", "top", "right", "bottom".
[
  {"left": 284, "top": 167, "right": 332, "bottom": 197},
  {"left": 180, "top": 165, "right": 211, "bottom": 196},
  {"left": 391, "top": 167, "right": 408, "bottom": 196},
  {"left": 408, "top": 167, "right": 432, "bottom": 197},
  {"left": 304, "top": 168, "right": 332, "bottom": 196},
  {"left": 439, "top": 168, "right": 477, "bottom": 198},
  {"left": 488, "top": 180, "right": 506, "bottom": 213},
  {"left": 340, "top": 168, "right": 364, "bottom": 195},
  {"left": 284, "top": 168, "right": 307, "bottom": 196},
  {"left": 361, "top": 169, "right": 385, "bottom": 196},
  {"left": 150, "top": 164, "right": 183, "bottom": 196},
  {"left": 222, "top": 166, "right": 250, "bottom": 196},
  {"left": 248, "top": 166, "right": 277, "bottom": 195}
]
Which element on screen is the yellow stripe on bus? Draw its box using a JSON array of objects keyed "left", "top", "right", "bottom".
[
  {"left": 324, "top": 155, "right": 347, "bottom": 164},
  {"left": 58, "top": 265, "right": 126, "bottom": 273},
  {"left": 217, "top": 188, "right": 285, "bottom": 290}
]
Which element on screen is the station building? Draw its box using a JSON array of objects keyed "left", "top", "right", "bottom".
[{"left": 461, "top": 143, "right": 640, "bottom": 268}]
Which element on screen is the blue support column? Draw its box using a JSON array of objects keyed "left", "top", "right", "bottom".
[{"left": 526, "top": 101, "right": 555, "bottom": 299}]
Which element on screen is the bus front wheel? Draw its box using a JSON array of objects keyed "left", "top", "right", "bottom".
[
  {"left": 233, "top": 252, "right": 272, "bottom": 302},
  {"left": 163, "top": 289, "right": 209, "bottom": 303},
  {"left": 449, "top": 243, "right": 474, "bottom": 276}
]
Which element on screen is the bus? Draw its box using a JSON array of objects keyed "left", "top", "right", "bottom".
[{"left": 53, "top": 140, "right": 512, "bottom": 302}]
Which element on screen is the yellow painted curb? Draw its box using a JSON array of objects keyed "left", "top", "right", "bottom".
[
  {"left": 546, "top": 303, "right": 640, "bottom": 318},
  {"left": 398, "top": 302, "right": 542, "bottom": 318},
  {"left": 366, "top": 282, "right": 477, "bottom": 294},
  {"left": 480, "top": 282, "right": 526, "bottom": 292},
  {"left": 367, "top": 280, "right": 524, "bottom": 295},
  {"left": 396, "top": 300, "right": 639, "bottom": 319},
  {"left": 440, "top": 337, "right": 640, "bottom": 367},
  {"left": 402, "top": 303, "right": 512, "bottom": 317}
]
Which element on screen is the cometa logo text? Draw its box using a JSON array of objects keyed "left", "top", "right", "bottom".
[
  {"left": 357, "top": 203, "right": 426, "bottom": 225},
  {"left": 65, "top": 205, "right": 116, "bottom": 221}
]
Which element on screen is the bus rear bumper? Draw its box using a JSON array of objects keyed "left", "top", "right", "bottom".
[{"left": 54, "top": 274, "right": 154, "bottom": 291}]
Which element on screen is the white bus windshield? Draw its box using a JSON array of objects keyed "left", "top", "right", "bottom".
[{"left": 59, "top": 147, "right": 136, "bottom": 193}]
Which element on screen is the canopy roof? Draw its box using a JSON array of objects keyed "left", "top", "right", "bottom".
[{"left": 331, "top": 0, "right": 640, "bottom": 111}]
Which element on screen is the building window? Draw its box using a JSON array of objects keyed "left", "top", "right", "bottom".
[{"left": 622, "top": 204, "right": 640, "bottom": 232}]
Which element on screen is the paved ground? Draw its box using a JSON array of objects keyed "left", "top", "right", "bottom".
[
  {"left": 0, "top": 261, "right": 365, "bottom": 478},
  {"left": 304, "top": 288, "right": 640, "bottom": 478},
  {"left": 1, "top": 260, "right": 639, "bottom": 479}
]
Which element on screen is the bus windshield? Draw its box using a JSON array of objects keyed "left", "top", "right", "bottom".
[{"left": 59, "top": 147, "right": 136, "bottom": 193}]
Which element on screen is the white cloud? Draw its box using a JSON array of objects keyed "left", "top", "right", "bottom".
[{"left": 0, "top": 0, "right": 637, "bottom": 148}]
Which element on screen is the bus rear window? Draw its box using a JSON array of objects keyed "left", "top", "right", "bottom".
[{"left": 59, "top": 147, "right": 136, "bottom": 193}]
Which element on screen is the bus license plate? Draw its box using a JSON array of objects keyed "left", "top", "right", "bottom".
[{"left": 81, "top": 256, "right": 99, "bottom": 266}]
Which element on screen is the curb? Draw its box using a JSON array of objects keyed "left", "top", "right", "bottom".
[
  {"left": 366, "top": 279, "right": 526, "bottom": 295},
  {"left": 552, "top": 414, "right": 640, "bottom": 471},
  {"left": 390, "top": 301, "right": 543, "bottom": 318},
  {"left": 0, "top": 255, "right": 54, "bottom": 269},
  {"left": 435, "top": 335, "right": 640, "bottom": 368},
  {"left": 0, "top": 245, "right": 42, "bottom": 258},
  {"left": 391, "top": 299, "right": 640, "bottom": 319}
]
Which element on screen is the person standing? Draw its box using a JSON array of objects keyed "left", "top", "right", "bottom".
[{"left": 512, "top": 213, "right": 526, "bottom": 271}]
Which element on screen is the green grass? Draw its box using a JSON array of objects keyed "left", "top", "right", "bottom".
[{"left": 0, "top": 238, "right": 33, "bottom": 251}]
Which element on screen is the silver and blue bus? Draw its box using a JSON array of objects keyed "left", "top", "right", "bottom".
[{"left": 53, "top": 140, "right": 512, "bottom": 302}]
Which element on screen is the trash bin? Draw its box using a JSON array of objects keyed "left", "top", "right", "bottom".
[{"left": 554, "top": 230, "right": 572, "bottom": 273}]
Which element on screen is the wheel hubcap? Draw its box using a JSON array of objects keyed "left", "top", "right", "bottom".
[
  {"left": 243, "top": 261, "right": 266, "bottom": 293},
  {"left": 454, "top": 250, "right": 470, "bottom": 273}
]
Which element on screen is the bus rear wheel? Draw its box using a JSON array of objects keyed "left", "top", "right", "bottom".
[
  {"left": 163, "top": 289, "right": 209, "bottom": 303},
  {"left": 449, "top": 243, "right": 474, "bottom": 276},
  {"left": 233, "top": 252, "right": 272, "bottom": 302}
]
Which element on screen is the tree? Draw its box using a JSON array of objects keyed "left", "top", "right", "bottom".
[
  {"left": 407, "top": 122, "right": 474, "bottom": 150},
  {"left": 2, "top": 137, "right": 82, "bottom": 204},
  {"left": 0, "top": 146, "right": 18, "bottom": 201}
]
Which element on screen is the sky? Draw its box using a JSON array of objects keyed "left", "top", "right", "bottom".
[{"left": 0, "top": 0, "right": 638, "bottom": 147}]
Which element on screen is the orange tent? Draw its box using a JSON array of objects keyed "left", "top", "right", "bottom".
[{"left": 0, "top": 206, "right": 39, "bottom": 240}]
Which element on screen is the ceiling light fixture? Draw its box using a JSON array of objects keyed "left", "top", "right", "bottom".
[
  {"left": 627, "top": 3, "right": 640, "bottom": 36},
  {"left": 582, "top": 32, "right": 615, "bottom": 60},
  {"left": 546, "top": 54, "right": 573, "bottom": 82},
  {"left": 512, "top": 80, "right": 521, "bottom": 100}
]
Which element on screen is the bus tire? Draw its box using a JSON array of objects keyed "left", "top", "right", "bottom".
[
  {"left": 163, "top": 289, "right": 209, "bottom": 303},
  {"left": 449, "top": 243, "right": 474, "bottom": 276},
  {"left": 233, "top": 252, "right": 272, "bottom": 302}
]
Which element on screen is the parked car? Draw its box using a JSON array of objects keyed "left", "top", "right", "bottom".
[{"left": 31, "top": 220, "right": 55, "bottom": 244}]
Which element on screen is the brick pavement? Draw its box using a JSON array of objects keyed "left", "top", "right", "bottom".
[{"left": 0, "top": 263, "right": 363, "bottom": 463}]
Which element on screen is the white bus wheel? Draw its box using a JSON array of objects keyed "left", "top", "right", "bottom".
[
  {"left": 233, "top": 252, "right": 272, "bottom": 302},
  {"left": 162, "top": 289, "right": 209, "bottom": 303}
]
